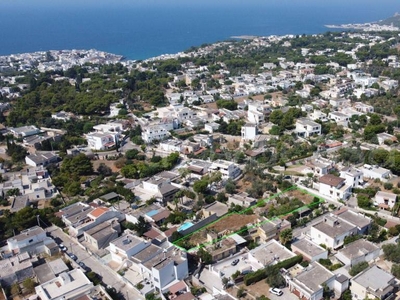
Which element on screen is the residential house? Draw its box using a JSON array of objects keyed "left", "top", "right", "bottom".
[
  {"left": 335, "top": 239, "right": 380, "bottom": 267},
  {"left": 374, "top": 191, "right": 397, "bottom": 210},
  {"left": 8, "top": 125, "right": 41, "bottom": 138},
  {"left": 339, "top": 167, "right": 363, "bottom": 188},
  {"left": 304, "top": 156, "right": 335, "bottom": 177},
  {"left": 159, "top": 139, "right": 182, "bottom": 153},
  {"left": 51, "top": 111, "right": 72, "bottom": 121},
  {"left": 291, "top": 238, "right": 328, "bottom": 262},
  {"left": 309, "top": 110, "right": 328, "bottom": 122},
  {"left": 0, "top": 253, "right": 34, "bottom": 287},
  {"left": 377, "top": 133, "right": 397, "bottom": 145},
  {"left": 25, "top": 153, "right": 58, "bottom": 167},
  {"left": 86, "top": 131, "right": 118, "bottom": 150},
  {"left": 353, "top": 102, "right": 374, "bottom": 113},
  {"left": 141, "top": 176, "right": 179, "bottom": 206},
  {"left": 227, "top": 192, "right": 257, "bottom": 208},
  {"left": 295, "top": 118, "right": 321, "bottom": 138},
  {"left": 139, "top": 246, "right": 189, "bottom": 292},
  {"left": 328, "top": 112, "right": 350, "bottom": 127},
  {"left": 318, "top": 174, "right": 351, "bottom": 201},
  {"left": 205, "top": 236, "right": 238, "bottom": 262},
  {"left": 7, "top": 226, "right": 47, "bottom": 254},
  {"left": 248, "top": 239, "right": 296, "bottom": 268},
  {"left": 83, "top": 219, "right": 121, "bottom": 250},
  {"left": 333, "top": 208, "right": 372, "bottom": 234},
  {"left": 360, "top": 164, "right": 392, "bottom": 182},
  {"left": 350, "top": 265, "right": 395, "bottom": 300},
  {"left": 310, "top": 215, "right": 357, "bottom": 249},
  {"left": 287, "top": 262, "right": 336, "bottom": 300},
  {"left": 210, "top": 160, "right": 241, "bottom": 179},
  {"left": 204, "top": 122, "right": 220, "bottom": 133},
  {"left": 35, "top": 269, "right": 94, "bottom": 300},
  {"left": 142, "top": 125, "right": 170, "bottom": 144},
  {"left": 68, "top": 206, "right": 124, "bottom": 238},
  {"left": 109, "top": 231, "right": 149, "bottom": 263},
  {"left": 241, "top": 123, "right": 257, "bottom": 141},
  {"left": 255, "top": 218, "right": 291, "bottom": 243}
]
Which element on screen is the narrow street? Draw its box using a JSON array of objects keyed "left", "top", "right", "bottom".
[{"left": 47, "top": 226, "right": 144, "bottom": 300}]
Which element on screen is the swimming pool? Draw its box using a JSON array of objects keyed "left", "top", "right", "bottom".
[
  {"left": 178, "top": 222, "right": 194, "bottom": 232},
  {"left": 146, "top": 209, "right": 159, "bottom": 217}
]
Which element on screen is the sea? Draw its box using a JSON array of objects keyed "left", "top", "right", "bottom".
[{"left": 0, "top": 0, "right": 399, "bottom": 60}]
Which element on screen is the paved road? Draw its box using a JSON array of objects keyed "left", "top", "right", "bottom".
[{"left": 48, "top": 226, "right": 144, "bottom": 300}]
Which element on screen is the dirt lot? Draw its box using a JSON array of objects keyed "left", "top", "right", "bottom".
[
  {"left": 226, "top": 280, "right": 271, "bottom": 300},
  {"left": 188, "top": 214, "right": 258, "bottom": 245},
  {"left": 286, "top": 189, "right": 315, "bottom": 205},
  {"left": 92, "top": 159, "right": 121, "bottom": 173}
]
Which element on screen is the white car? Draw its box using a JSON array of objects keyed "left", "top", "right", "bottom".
[{"left": 269, "top": 288, "right": 283, "bottom": 296}]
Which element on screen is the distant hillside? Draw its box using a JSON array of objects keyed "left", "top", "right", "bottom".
[{"left": 379, "top": 13, "right": 400, "bottom": 27}]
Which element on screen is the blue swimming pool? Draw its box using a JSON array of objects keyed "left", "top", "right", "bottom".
[
  {"left": 146, "top": 209, "right": 159, "bottom": 217},
  {"left": 178, "top": 222, "right": 194, "bottom": 232}
]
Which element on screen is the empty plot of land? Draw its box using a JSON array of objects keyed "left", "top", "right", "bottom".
[
  {"left": 287, "top": 189, "right": 316, "bottom": 205},
  {"left": 188, "top": 214, "right": 258, "bottom": 246}
]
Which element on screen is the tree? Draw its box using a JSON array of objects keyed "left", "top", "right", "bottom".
[
  {"left": 23, "top": 278, "right": 36, "bottom": 293},
  {"left": 97, "top": 163, "right": 112, "bottom": 176},
  {"left": 193, "top": 179, "right": 208, "bottom": 194},
  {"left": 10, "top": 283, "right": 21, "bottom": 295},
  {"left": 237, "top": 288, "right": 246, "bottom": 298},
  {"left": 131, "top": 216, "right": 149, "bottom": 236},
  {"left": 198, "top": 247, "right": 212, "bottom": 264},
  {"left": 390, "top": 263, "right": 400, "bottom": 280},
  {"left": 349, "top": 261, "right": 369, "bottom": 276},
  {"left": 225, "top": 179, "right": 236, "bottom": 194},
  {"left": 357, "top": 194, "right": 371, "bottom": 209},
  {"left": 279, "top": 228, "right": 293, "bottom": 246}
]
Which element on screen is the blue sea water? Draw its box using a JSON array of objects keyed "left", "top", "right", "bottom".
[{"left": 0, "top": 0, "right": 399, "bottom": 60}]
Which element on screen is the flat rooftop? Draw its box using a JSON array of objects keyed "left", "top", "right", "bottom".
[
  {"left": 293, "top": 262, "right": 334, "bottom": 294},
  {"left": 111, "top": 234, "right": 144, "bottom": 251},
  {"left": 337, "top": 239, "right": 379, "bottom": 260},
  {"left": 8, "top": 226, "right": 45, "bottom": 242},
  {"left": 352, "top": 266, "right": 394, "bottom": 295},
  {"left": 250, "top": 240, "right": 295, "bottom": 266},
  {"left": 291, "top": 238, "right": 327, "bottom": 258},
  {"left": 335, "top": 209, "right": 371, "bottom": 229},
  {"left": 312, "top": 218, "right": 356, "bottom": 238}
]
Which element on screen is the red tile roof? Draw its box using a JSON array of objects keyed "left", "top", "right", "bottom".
[{"left": 89, "top": 207, "right": 109, "bottom": 218}]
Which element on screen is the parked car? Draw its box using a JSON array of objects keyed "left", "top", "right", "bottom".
[
  {"left": 269, "top": 288, "right": 283, "bottom": 296},
  {"left": 231, "top": 259, "right": 239, "bottom": 266},
  {"left": 59, "top": 244, "right": 68, "bottom": 252},
  {"left": 78, "top": 261, "right": 88, "bottom": 270},
  {"left": 68, "top": 253, "right": 78, "bottom": 261}
]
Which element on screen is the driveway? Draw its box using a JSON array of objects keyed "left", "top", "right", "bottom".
[
  {"left": 268, "top": 287, "right": 298, "bottom": 300},
  {"left": 48, "top": 226, "right": 144, "bottom": 300}
]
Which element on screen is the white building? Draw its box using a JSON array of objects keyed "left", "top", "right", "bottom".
[
  {"left": 295, "top": 118, "right": 321, "bottom": 138},
  {"left": 288, "top": 262, "right": 336, "bottom": 300},
  {"left": 339, "top": 167, "right": 363, "bottom": 188},
  {"left": 35, "top": 269, "right": 94, "bottom": 300},
  {"left": 335, "top": 239, "right": 380, "bottom": 267},
  {"left": 310, "top": 215, "right": 357, "bottom": 249},
  {"left": 7, "top": 226, "right": 47, "bottom": 253},
  {"left": 328, "top": 112, "right": 350, "bottom": 127},
  {"left": 210, "top": 160, "right": 241, "bottom": 179},
  {"left": 350, "top": 266, "right": 395, "bottom": 300},
  {"left": 159, "top": 139, "right": 182, "bottom": 153},
  {"left": 109, "top": 231, "right": 149, "bottom": 263},
  {"left": 360, "top": 164, "right": 392, "bottom": 182},
  {"left": 86, "top": 132, "right": 118, "bottom": 150},
  {"left": 318, "top": 174, "right": 351, "bottom": 201},
  {"left": 8, "top": 125, "right": 41, "bottom": 138},
  {"left": 241, "top": 123, "right": 257, "bottom": 141},
  {"left": 142, "top": 125, "right": 170, "bottom": 143},
  {"left": 374, "top": 191, "right": 397, "bottom": 210},
  {"left": 309, "top": 110, "right": 328, "bottom": 122}
]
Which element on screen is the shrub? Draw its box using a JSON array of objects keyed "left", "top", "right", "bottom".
[{"left": 349, "top": 261, "right": 369, "bottom": 276}]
